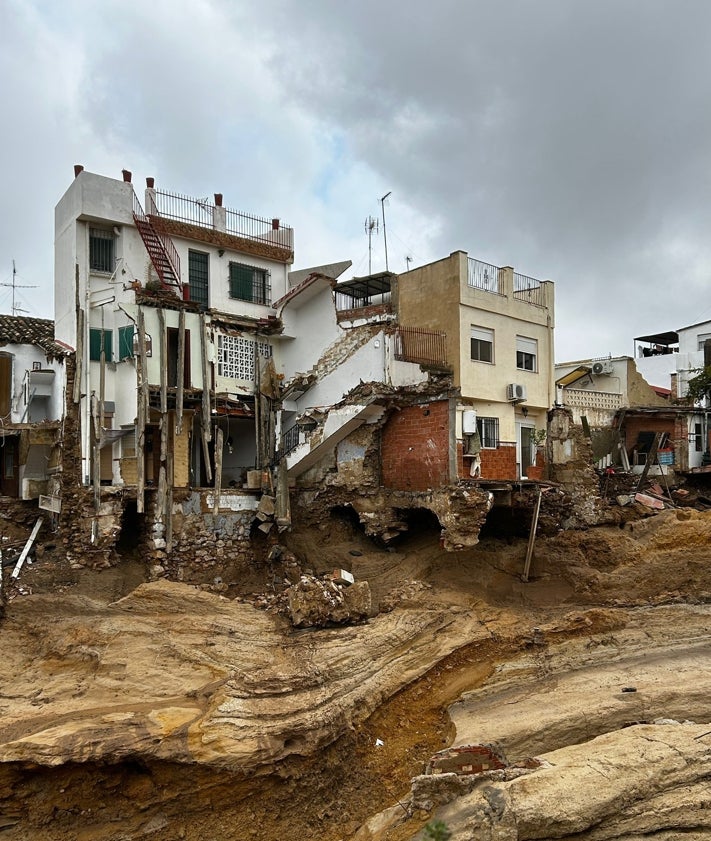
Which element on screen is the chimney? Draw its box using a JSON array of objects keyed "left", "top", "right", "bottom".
[
  {"left": 214, "top": 193, "right": 223, "bottom": 207},
  {"left": 146, "top": 177, "right": 155, "bottom": 188},
  {"left": 74, "top": 164, "right": 84, "bottom": 177},
  {"left": 122, "top": 169, "right": 132, "bottom": 183},
  {"left": 272, "top": 218, "right": 280, "bottom": 230}
]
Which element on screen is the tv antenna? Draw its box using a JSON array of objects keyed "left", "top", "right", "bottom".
[
  {"left": 380, "top": 191, "right": 391, "bottom": 271},
  {"left": 405, "top": 255, "right": 413, "bottom": 271},
  {"left": 364, "top": 216, "right": 379, "bottom": 275},
  {"left": 0, "top": 262, "right": 37, "bottom": 316}
]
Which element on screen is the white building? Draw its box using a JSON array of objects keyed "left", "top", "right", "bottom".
[{"left": 0, "top": 315, "right": 69, "bottom": 498}]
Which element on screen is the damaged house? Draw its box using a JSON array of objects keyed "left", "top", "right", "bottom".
[
  {"left": 51, "top": 166, "right": 559, "bottom": 565},
  {"left": 0, "top": 315, "right": 68, "bottom": 501},
  {"left": 274, "top": 251, "right": 556, "bottom": 547},
  {"left": 54, "top": 168, "right": 292, "bottom": 568}
]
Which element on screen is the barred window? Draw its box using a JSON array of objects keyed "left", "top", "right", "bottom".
[
  {"left": 217, "top": 335, "right": 272, "bottom": 381},
  {"left": 229, "top": 262, "right": 270, "bottom": 305},
  {"left": 89, "top": 228, "right": 115, "bottom": 273},
  {"left": 189, "top": 251, "right": 209, "bottom": 310},
  {"left": 476, "top": 416, "right": 499, "bottom": 449}
]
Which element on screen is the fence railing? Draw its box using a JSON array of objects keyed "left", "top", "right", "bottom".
[
  {"left": 281, "top": 424, "right": 301, "bottom": 456},
  {"left": 513, "top": 272, "right": 545, "bottom": 306},
  {"left": 468, "top": 258, "right": 502, "bottom": 294},
  {"left": 148, "top": 189, "right": 293, "bottom": 250},
  {"left": 394, "top": 327, "right": 448, "bottom": 368}
]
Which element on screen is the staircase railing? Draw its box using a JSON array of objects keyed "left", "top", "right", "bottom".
[{"left": 132, "top": 190, "right": 182, "bottom": 290}]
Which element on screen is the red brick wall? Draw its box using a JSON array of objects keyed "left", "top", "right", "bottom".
[
  {"left": 381, "top": 401, "right": 450, "bottom": 491},
  {"left": 623, "top": 416, "right": 682, "bottom": 466},
  {"left": 458, "top": 441, "right": 518, "bottom": 480}
]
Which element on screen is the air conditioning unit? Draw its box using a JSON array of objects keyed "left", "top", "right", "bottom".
[
  {"left": 591, "top": 360, "right": 614, "bottom": 375},
  {"left": 506, "top": 383, "right": 527, "bottom": 402}
]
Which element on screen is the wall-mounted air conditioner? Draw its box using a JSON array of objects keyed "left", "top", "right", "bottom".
[
  {"left": 506, "top": 383, "right": 527, "bottom": 402},
  {"left": 591, "top": 360, "right": 614, "bottom": 375}
]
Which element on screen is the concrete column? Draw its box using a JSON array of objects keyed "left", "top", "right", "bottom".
[{"left": 500, "top": 266, "right": 514, "bottom": 298}]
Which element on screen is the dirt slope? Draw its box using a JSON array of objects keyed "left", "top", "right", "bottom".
[{"left": 1, "top": 507, "right": 710, "bottom": 840}]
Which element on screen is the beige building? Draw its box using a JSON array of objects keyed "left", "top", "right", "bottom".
[{"left": 396, "top": 251, "right": 554, "bottom": 480}]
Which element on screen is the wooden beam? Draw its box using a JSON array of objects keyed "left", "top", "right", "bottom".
[
  {"left": 136, "top": 309, "right": 147, "bottom": 513},
  {"left": 176, "top": 309, "right": 185, "bottom": 435},
  {"left": 636, "top": 431, "right": 662, "bottom": 491},
  {"left": 73, "top": 306, "right": 84, "bottom": 404},
  {"left": 165, "top": 423, "right": 174, "bottom": 554},
  {"left": 522, "top": 488, "right": 542, "bottom": 583},
  {"left": 158, "top": 307, "right": 167, "bottom": 414},
  {"left": 213, "top": 427, "right": 223, "bottom": 515},
  {"left": 10, "top": 518, "right": 44, "bottom": 580},
  {"left": 200, "top": 313, "right": 212, "bottom": 485}
]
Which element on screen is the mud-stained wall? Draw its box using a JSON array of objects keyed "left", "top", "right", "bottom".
[
  {"left": 148, "top": 490, "right": 259, "bottom": 584},
  {"left": 381, "top": 400, "right": 451, "bottom": 491},
  {"left": 546, "top": 407, "right": 606, "bottom": 527}
]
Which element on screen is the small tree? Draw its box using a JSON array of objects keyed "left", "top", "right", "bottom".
[
  {"left": 423, "top": 820, "right": 451, "bottom": 841},
  {"left": 686, "top": 367, "right": 711, "bottom": 405}
]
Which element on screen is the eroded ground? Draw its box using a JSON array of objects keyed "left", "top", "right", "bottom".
[{"left": 1, "top": 507, "right": 710, "bottom": 840}]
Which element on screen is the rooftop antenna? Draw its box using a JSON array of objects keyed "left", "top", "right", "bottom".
[
  {"left": 380, "top": 191, "right": 391, "bottom": 271},
  {"left": 364, "top": 216, "right": 379, "bottom": 275},
  {"left": 405, "top": 255, "right": 413, "bottom": 272},
  {"left": 0, "top": 262, "right": 37, "bottom": 316}
]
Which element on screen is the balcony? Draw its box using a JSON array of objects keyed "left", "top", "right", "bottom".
[
  {"left": 335, "top": 272, "right": 395, "bottom": 323},
  {"left": 147, "top": 189, "right": 294, "bottom": 255},
  {"left": 395, "top": 327, "right": 449, "bottom": 369}
]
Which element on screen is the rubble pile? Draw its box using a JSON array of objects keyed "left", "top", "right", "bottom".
[{"left": 287, "top": 574, "right": 371, "bottom": 627}]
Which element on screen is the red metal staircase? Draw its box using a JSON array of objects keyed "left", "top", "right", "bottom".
[{"left": 132, "top": 191, "right": 182, "bottom": 291}]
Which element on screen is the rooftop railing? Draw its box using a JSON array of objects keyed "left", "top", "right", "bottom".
[
  {"left": 467, "top": 259, "right": 502, "bottom": 294},
  {"left": 149, "top": 189, "right": 294, "bottom": 250},
  {"left": 513, "top": 272, "right": 545, "bottom": 307}
]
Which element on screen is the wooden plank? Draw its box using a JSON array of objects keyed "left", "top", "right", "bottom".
[
  {"left": 158, "top": 307, "right": 167, "bottom": 414},
  {"left": 213, "top": 427, "right": 224, "bottom": 514},
  {"left": 200, "top": 314, "right": 212, "bottom": 442},
  {"left": 165, "top": 438, "right": 174, "bottom": 554},
  {"left": 522, "top": 489, "right": 542, "bottom": 583},
  {"left": 176, "top": 309, "right": 185, "bottom": 435},
  {"left": 199, "top": 313, "right": 212, "bottom": 484},
  {"left": 636, "top": 432, "right": 662, "bottom": 491},
  {"left": 10, "top": 518, "right": 43, "bottom": 580},
  {"left": 136, "top": 309, "right": 147, "bottom": 513},
  {"left": 73, "top": 306, "right": 84, "bottom": 405}
]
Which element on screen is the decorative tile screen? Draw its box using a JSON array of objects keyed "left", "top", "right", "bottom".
[{"left": 217, "top": 335, "right": 271, "bottom": 381}]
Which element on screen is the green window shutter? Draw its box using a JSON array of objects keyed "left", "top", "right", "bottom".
[
  {"left": 118, "top": 325, "right": 134, "bottom": 360},
  {"left": 89, "top": 329, "right": 112, "bottom": 362},
  {"left": 229, "top": 263, "right": 254, "bottom": 302}
]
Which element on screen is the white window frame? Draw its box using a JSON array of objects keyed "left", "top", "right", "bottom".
[
  {"left": 477, "top": 416, "right": 499, "bottom": 449},
  {"left": 471, "top": 326, "right": 494, "bottom": 363},
  {"left": 516, "top": 335, "right": 538, "bottom": 372}
]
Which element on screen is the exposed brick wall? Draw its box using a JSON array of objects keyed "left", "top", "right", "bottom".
[
  {"left": 381, "top": 400, "right": 450, "bottom": 491},
  {"left": 623, "top": 415, "right": 685, "bottom": 467},
  {"left": 479, "top": 443, "right": 517, "bottom": 480}
]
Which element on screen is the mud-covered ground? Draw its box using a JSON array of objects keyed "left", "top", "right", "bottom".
[{"left": 1, "top": 504, "right": 710, "bottom": 840}]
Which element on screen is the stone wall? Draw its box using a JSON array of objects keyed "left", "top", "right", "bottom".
[{"left": 149, "top": 489, "right": 260, "bottom": 584}]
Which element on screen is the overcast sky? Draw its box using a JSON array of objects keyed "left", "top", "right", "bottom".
[{"left": 2, "top": 0, "right": 710, "bottom": 361}]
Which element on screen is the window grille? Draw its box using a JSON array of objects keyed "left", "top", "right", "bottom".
[
  {"left": 229, "top": 262, "right": 270, "bottom": 305},
  {"left": 89, "top": 228, "right": 115, "bottom": 273},
  {"left": 477, "top": 416, "right": 499, "bottom": 449},
  {"left": 188, "top": 251, "right": 209, "bottom": 310}
]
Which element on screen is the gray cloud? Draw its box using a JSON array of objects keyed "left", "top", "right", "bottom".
[{"left": 1, "top": 0, "right": 710, "bottom": 361}]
